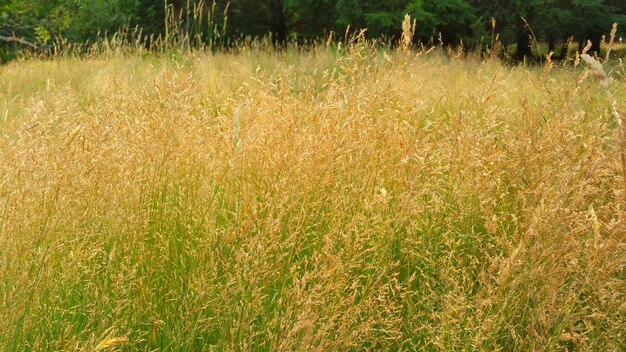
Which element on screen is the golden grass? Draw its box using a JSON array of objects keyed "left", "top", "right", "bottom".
[{"left": 0, "top": 42, "right": 625, "bottom": 350}]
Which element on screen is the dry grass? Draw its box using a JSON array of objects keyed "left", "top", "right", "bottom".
[{"left": 1, "top": 40, "right": 625, "bottom": 351}]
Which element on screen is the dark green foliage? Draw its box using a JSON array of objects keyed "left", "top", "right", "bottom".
[
  {"left": 1, "top": 0, "right": 625, "bottom": 59},
  {"left": 1, "top": 0, "right": 141, "bottom": 41},
  {"left": 470, "top": 0, "right": 625, "bottom": 60}
]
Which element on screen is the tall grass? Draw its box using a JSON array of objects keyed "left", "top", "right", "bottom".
[{"left": 0, "top": 27, "right": 625, "bottom": 351}]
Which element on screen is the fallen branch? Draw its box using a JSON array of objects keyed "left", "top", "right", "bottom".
[{"left": 0, "top": 34, "right": 39, "bottom": 49}]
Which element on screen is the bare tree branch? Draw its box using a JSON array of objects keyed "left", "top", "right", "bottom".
[{"left": 0, "top": 34, "right": 39, "bottom": 49}]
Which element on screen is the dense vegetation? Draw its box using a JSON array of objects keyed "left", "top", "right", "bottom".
[
  {"left": 2, "top": 0, "right": 626, "bottom": 62},
  {"left": 1, "top": 17, "right": 625, "bottom": 349}
]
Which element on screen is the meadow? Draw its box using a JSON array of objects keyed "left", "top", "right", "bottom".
[{"left": 1, "top": 33, "right": 625, "bottom": 350}]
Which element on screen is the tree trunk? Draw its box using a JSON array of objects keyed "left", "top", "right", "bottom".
[
  {"left": 548, "top": 33, "right": 555, "bottom": 53},
  {"left": 590, "top": 32, "right": 602, "bottom": 55},
  {"left": 268, "top": 0, "right": 287, "bottom": 46},
  {"left": 578, "top": 32, "right": 602, "bottom": 55},
  {"left": 271, "top": 19, "right": 287, "bottom": 46},
  {"left": 578, "top": 34, "right": 585, "bottom": 52},
  {"left": 515, "top": 29, "right": 531, "bottom": 61},
  {"left": 558, "top": 36, "right": 570, "bottom": 61}
]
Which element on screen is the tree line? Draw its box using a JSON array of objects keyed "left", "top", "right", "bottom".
[{"left": 1, "top": 0, "right": 626, "bottom": 60}]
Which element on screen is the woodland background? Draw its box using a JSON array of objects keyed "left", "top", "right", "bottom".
[{"left": 2, "top": 0, "right": 626, "bottom": 62}]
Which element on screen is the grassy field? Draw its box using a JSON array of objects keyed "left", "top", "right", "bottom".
[{"left": 1, "top": 39, "right": 626, "bottom": 350}]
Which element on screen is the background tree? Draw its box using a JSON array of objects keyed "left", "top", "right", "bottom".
[
  {"left": 416, "top": 0, "right": 478, "bottom": 45},
  {"left": 1, "top": 0, "right": 625, "bottom": 61},
  {"left": 226, "top": 0, "right": 334, "bottom": 44}
]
